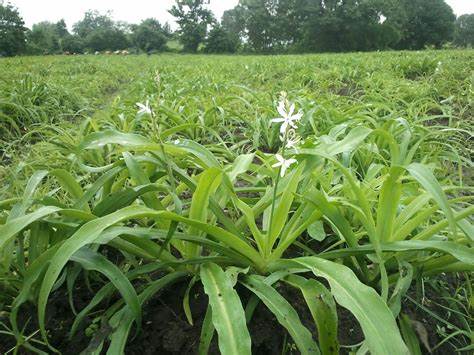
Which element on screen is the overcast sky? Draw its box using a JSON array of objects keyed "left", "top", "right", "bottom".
[{"left": 8, "top": 0, "right": 474, "bottom": 30}]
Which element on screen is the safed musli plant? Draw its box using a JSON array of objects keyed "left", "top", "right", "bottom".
[{"left": 0, "top": 97, "right": 472, "bottom": 354}]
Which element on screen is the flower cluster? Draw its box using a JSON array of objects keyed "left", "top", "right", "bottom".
[{"left": 270, "top": 97, "right": 303, "bottom": 177}]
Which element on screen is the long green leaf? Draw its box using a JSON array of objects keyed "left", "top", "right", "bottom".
[
  {"left": 198, "top": 305, "right": 215, "bottom": 355},
  {"left": 284, "top": 275, "right": 339, "bottom": 355},
  {"left": 123, "top": 152, "right": 163, "bottom": 210},
  {"left": 271, "top": 257, "right": 408, "bottom": 355},
  {"left": 80, "top": 130, "right": 155, "bottom": 150},
  {"left": 186, "top": 168, "right": 222, "bottom": 257},
  {"left": 241, "top": 274, "right": 320, "bottom": 355},
  {"left": 0, "top": 206, "right": 61, "bottom": 251},
  {"left": 406, "top": 163, "right": 456, "bottom": 236},
  {"left": 200, "top": 263, "right": 251, "bottom": 355},
  {"left": 319, "top": 241, "right": 474, "bottom": 265},
  {"left": 70, "top": 248, "right": 141, "bottom": 331},
  {"left": 377, "top": 167, "right": 402, "bottom": 242}
]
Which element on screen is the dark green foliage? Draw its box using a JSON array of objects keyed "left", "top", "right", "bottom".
[
  {"left": 84, "top": 28, "right": 129, "bottom": 52},
  {"left": 454, "top": 14, "right": 474, "bottom": 47},
  {"left": 131, "top": 19, "right": 168, "bottom": 53},
  {"left": 72, "top": 10, "right": 115, "bottom": 38},
  {"left": 61, "top": 35, "right": 84, "bottom": 53},
  {"left": 395, "top": 0, "right": 455, "bottom": 49},
  {"left": 221, "top": 6, "right": 246, "bottom": 40},
  {"left": 204, "top": 24, "right": 239, "bottom": 53},
  {"left": 299, "top": 0, "right": 398, "bottom": 52},
  {"left": 169, "top": 0, "right": 214, "bottom": 52},
  {"left": 223, "top": 0, "right": 458, "bottom": 52},
  {"left": 237, "top": 0, "right": 277, "bottom": 52},
  {"left": 0, "top": 2, "right": 26, "bottom": 56},
  {"left": 73, "top": 10, "right": 129, "bottom": 52},
  {"left": 55, "top": 19, "right": 68, "bottom": 38},
  {"left": 27, "top": 20, "right": 70, "bottom": 55}
]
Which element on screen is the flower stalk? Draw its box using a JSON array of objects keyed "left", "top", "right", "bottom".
[{"left": 266, "top": 98, "right": 302, "bottom": 258}]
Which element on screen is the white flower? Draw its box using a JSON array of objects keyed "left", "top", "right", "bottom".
[
  {"left": 270, "top": 100, "right": 303, "bottom": 134},
  {"left": 272, "top": 154, "right": 297, "bottom": 177},
  {"left": 285, "top": 137, "right": 300, "bottom": 149},
  {"left": 280, "top": 129, "right": 300, "bottom": 149},
  {"left": 136, "top": 100, "right": 152, "bottom": 115}
]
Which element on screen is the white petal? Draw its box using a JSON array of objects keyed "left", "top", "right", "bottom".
[
  {"left": 280, "top": 165, "right": 288, "bottom": 177},
  {"left": 280, "top": 121, "right": 289, "bottom": 134},
  {"left": 288, "top": 120, "right": 298, "bottom": 129},
  {"left": 272, "top": 162, "right": 282, "bottom": 168},
  {"left": 288, "top": 103, "right": 295, "bottom": 116},
  {"left": 275, "top": 154, "right": 284, "bottom": 162},
  {"left": 292, "top": 111, "right": 303, "bottom": 121},
  {"left": 277, "top": 101, "right": 287, "bottom": 117},
  {"left": 270, "top": 118, "right": 285, "bottom": 123}
]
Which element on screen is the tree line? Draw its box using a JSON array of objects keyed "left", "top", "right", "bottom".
[{"left": 1, "top": 0, "right": 474, "bottom": 56}]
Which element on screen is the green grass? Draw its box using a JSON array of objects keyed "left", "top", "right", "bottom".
[{"left": 0, "top": 50, "right": 473, "bottom": 354}]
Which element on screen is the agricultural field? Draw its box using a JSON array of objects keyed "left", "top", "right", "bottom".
[{"left": 0, "top": 50, "right": 473, "bottom": 354}]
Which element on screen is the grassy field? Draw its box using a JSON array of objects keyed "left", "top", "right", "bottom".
[{"left": 0, "top": 51, "right": 473, "bottom": 354}]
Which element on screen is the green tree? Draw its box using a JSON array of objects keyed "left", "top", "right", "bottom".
[
  {"left": 274, "top": 0, "right": 313, "bottom": 46},
  {"left": 297, "top": 0, "right": 393, "bottom": 52},
  {"left": 204, "top": 23, "right": 240, "bottom": 53},
  {"left": 27, "top": 21, "right": 63, "bottom": 54},
  {"left": 55, "top": 19, "right": 69, "bottom": 38},
  {"left": 236, "top": 0, "right": 278, "bottom": 52},
  {"left": 73, "top": 10, "right": 114, "bottom": 38},
  {"left": 228, "top": 0, "right": 398, "bottom": 53},
  {"left": 61, "top": 34, "right": 84, "bottom": 53},
  {"left": 131, "top": 18, "right": 168, "bottom": 53},
  {"left": 224, "top": 0, "right": 316, "bottom": 52},
  {"left": 0, "top": 1, "right": 27, "bottom": 56},
  {"left": 84, "top": 28, "right": 128, "bottom": 51},
  {"left": 393, "top": 0, "right": 455, "bottom": 49},
  {"left": 163, "top": 22, "right": 173, "bottom": 37},
  {"left": 73, "top": 10, "right": 128, "bottom": 51},
  {"left": 222, "top": 5, "right": 246, "bottom": 38},
  {"left": 169, "top": 0, "right": 214, "bottom": 52},
  {"left": 454, "top": 14, "right": 474, "bottom": 47}
]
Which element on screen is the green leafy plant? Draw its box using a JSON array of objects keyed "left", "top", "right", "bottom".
[{"left": 0, "top": 50, "right": 472, "bottom": 354}]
